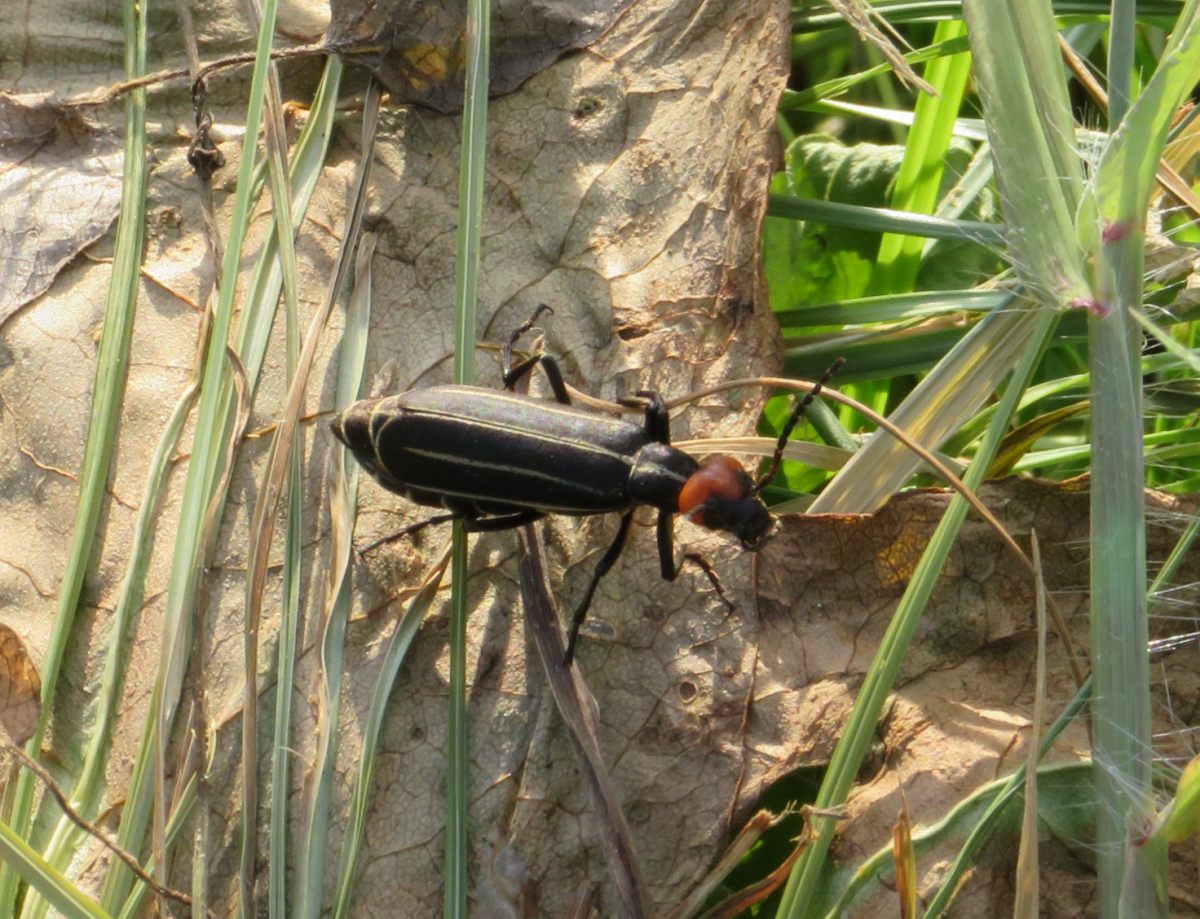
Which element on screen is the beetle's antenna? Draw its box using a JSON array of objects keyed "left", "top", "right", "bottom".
[{"left": 753, "top": 357, "right": 845, "bottom": 494}]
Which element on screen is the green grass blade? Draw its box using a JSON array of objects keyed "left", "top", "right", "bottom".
[
  {"left": 252, "top": 3, "right": 305, "bottom": 911},
  {"left": 97, "top": 3, "right": 282, "bottom": 909},
  {"left": 113, "top": 775, "right": 198, "bottom": 919},
  {"left": 21, "top": 379, "right": 198, "bottom": 919},
  {"left": 871, "top": 18, "right": 971, "bottom": 293},
  {"left": 827, "top": 689, "right": 1092, "bottom": 917},
  {"left": 0, "top": 819, "right": 112, "bottom": 919},
  {"left": 1082, "top": 10, "right": 1200, "bottom": 913},
  {"left": 779, "top": 307, "right": 1058, "bottom": 916},
  {"left": 331, "top": 549, "right": 452, "bottom": 919},
  {"left": 767, "top": 194, "right": 1005, "bottom": 246},
  {"left": 295, "top": 227, "right": 373, "bottom": 919},
  {"left": 0, "top": 0, "right": 148, "bottom": 909},
  {"left": 446, "top": 0, "right": 492, "bottom": 914},
  {"left": 961, "top": 0, "right": 1089, "bottom": 306}
]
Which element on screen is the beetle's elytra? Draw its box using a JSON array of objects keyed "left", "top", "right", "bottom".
[{"left": 331, "top": 307, "right": 838, "bottom": 664}]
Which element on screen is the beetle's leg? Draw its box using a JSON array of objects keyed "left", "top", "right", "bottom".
[
  {"left": 500, "top": 306, "right": 571, "bottom": 405},
  {"left": 359, "top": 510, "right": 545, "bottom": 558},
  {"left": 681, "top": 553, "right": 733, "bottom": 612},
  {"left": 564, "top": 511, "right": 634, "bottom": 666},
  {"left": 502, "top": 305, "right": 555, "bottom": 384},
  {"left": 503, "top": 304, "right": 553, "bottom": 363},
  {"left": 463, "top": 510, "right": 546, "bottom": 532},
  {"left": 656, "top": 511, "right": 734, "bottom": 609},
  {"left": 619, "top": 390, "right": 670, "bottom": 443},
  {"left": 359, "top": 513, "right": 459, "bottom": 557},
  {"left": 504, "top": 353, "right": 571, "bottom": 405}
]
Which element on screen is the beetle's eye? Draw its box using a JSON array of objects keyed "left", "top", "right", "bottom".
[{"left": 736, "top": 501, "right": 774, "bottom": 549}]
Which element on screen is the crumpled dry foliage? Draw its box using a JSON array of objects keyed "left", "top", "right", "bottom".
[
  {"left": 0, "top": 624, "right": 40, "bottom": 748},
  {"left": 4, "top": 1, "right": 1198, "bottom": 917}
]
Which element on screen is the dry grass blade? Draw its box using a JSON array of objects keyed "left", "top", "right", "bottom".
[
  {"left": 827, "top": 0, "right": 935, "bottom": 95},
  {"left": 239, "top": 81, "right": 380, "bottom": 907},
  {"left": 893, "top": 797, "right": 916, "bottom": 919},
  {"left": 665, "top": 809, "right": 789, "bottom": 919},
  {"left": 691, "top": 807, "right": 831, "bottom": 919},
  {"left": 515, "top": 524, "right": 648, "bottom": 919}
]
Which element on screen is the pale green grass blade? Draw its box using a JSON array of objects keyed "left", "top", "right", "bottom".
[
  {"left": 0, "top": 819, "right": 111, "bottom": 919},
  {"left": 295, "top": 227, "right": 373, "bottom": 919},
  {"left": 242, "top": 70, "right": 378, "bottom": 919},
  {"left": 100, "top": 53, "right": 340, "bottom": 916},
  {"left": 1130, "top": 307, "right": 1200, "bottom": 374},
  {"left": 330, "top": 547, "right": 452, "bottom": 919},
  {"left": 97, "top": 4, "right": 284, "bottom": 909},
  {"left": 961, "top": 0, "right": 1089, "bottom": 307},
  {"left": 776, "top": 289, "right": 1008, "bottom": 328},
  {"left": 810, "top": 300, "right": 1038, "bottom": 513},
  {"left": 249, "top": 1, "right": 305, "bottom": 909},
  {"left": 23, "top": 378, "right": 197, "bottom": 914},
  {"left": 0, "top": 0, "right": 148, "bottom": 910},
  {"left": 811, "top": 98, "right": 987, "bottom": 142},
  {"left": 1107, "top": 0, "right": 1138, "bottom": 123},
  {"left": 446, "top": 0, "right": 492, "bottom": 913},
  {"left": 779, "top": 307, "right": 1058, "bottom": 915},
  {"left": 113, "top": 774, "right": 197, "bottom": 919}
]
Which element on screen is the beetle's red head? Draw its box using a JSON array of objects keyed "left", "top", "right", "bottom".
[{"left": 678, "top": 455, "right": 774, "bottom": 549}]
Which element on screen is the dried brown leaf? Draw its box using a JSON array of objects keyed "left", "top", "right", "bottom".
[{"left": 0, "top": 623, "right": 40, "bottom": 747}]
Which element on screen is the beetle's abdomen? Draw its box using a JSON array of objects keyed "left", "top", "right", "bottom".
[{"left": 353, "top": 386, "right": 649, "bottom": 516}]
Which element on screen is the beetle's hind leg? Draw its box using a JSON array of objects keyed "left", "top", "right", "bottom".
[
  {"left": 359, "top": 510, "right": 546, "bottom": 558},
  {"left": 501, "top": 304, "right": 571, "bottom": 405},
  {"left": 463, "top": 510, "right": 546, "bottom": 532},
  {"left": 358, "top": 512, "right": 459, "bottom": 557}
]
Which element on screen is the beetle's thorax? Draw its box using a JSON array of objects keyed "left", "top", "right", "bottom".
[{"left": 627, "top": 442, "right": 699, "bottom": 511}]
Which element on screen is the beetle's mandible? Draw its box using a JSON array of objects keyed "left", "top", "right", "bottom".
[{"left": 331, "top": 307, "right": 840, "bottom": 664}]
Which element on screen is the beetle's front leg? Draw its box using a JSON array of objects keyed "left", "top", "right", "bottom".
[
  {"left": 619, "top": 390, "right": 671, "bottom": 444},
  {"left": 656, "top": 511, "right": 733, "bottom": 609}
]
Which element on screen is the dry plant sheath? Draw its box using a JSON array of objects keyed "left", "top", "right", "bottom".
[{"left": 331, "top": 306, "right": 842, "bottom": 664}]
